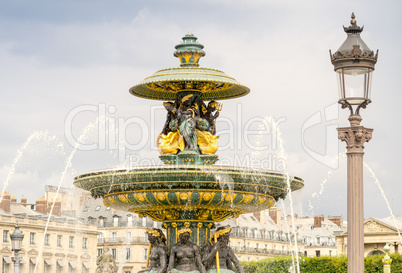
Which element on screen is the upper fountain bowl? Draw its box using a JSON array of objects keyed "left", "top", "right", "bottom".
[{"left": 129, "top": 33, "right": 250, "bottom": 101}]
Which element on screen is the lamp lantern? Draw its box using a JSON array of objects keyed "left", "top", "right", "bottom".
[
  {"left": 330, "top": 13, "right": 378, "bottom": 116},
  {"left": 10, "top": 224, "right": 24, "bottom": 253}
]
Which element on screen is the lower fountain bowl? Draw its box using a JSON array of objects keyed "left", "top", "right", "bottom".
[{"left": 74, "top": 165, "right": 303, "bottom": 222}]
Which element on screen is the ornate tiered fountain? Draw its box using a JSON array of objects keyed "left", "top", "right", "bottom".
[{"left": 74, "top": 33, "right": 304, "bottom": 250}]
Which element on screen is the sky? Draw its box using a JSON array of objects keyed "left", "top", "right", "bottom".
[{"left": 0, "top": 0, "right": 401, "bottom": 220}]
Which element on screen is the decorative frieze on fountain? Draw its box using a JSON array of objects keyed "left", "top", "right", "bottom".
[{"left": 74, "top": 33, "right": 304, "bottom": 271}]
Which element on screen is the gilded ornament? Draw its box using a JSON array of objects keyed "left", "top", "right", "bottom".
[
  {"left": 157, "top": 192, "right": 166, "bottom": 201},
  {"left": 203, "top": 193, "right": 212, "bottom": 201},
  {"left": 184, "top": 222, "right": 190, "bottom": 228},
  {"left": 179, "top": 192, "right": 189, "bottom": 200}
]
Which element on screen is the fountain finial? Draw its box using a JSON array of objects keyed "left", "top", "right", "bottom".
[
  {"left": 343, "top": 12, "right": 364, "bottom": 34},
  {"left": 174, "top": 33, "right": 205, "bottom": 67}
]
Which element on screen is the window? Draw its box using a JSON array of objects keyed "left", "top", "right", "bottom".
[
  {"left": 125, "top": 248, "right": 132, "bottom": 261},
  {"left": 69, "top": 236, "right": 74, "bottom": 248},
  {"left": 95, "top": 206, "right": 101, "bottom": 211},
  {"left": 97, "top": 249, "right": 103, "bottom": 257},
  {"left": 2, "top": 261, "right": 9, "bottom": 273},
  {"left": 44, "top": 262, "right": 50, "bottom": 273},
  {"left": 127, "top": 215, "right": 133, "bottom": 227},
  {"left": 98, "top": 233, "right": 104, "bottom": 243},
  {"left": 56, "top": 263, "right": 62, "bottom": 273},
  {"left": 106, "top": 207, "right": 111, "bottom": 211},
  {"left": 99, "top": 218, "right": 104, "bottom": 227},
  {"left": 142, "top": 248, "right": 148, "bottom": 261},
  {"left": 45, "top": 234, "right": 50, "bottom": 246},
  {"left": 82, "top": 238, "right": 87, "bottom": 249},
  {"left": 316, "top": 250, "right": 321, "bottom": 257},
  {"left": 3, "top": 230, "right": 8, "bottom": 243},
  {"left": 125, "top": 232, "right": 132, "bottom": 242},
  {"left": 111, "top": 232, "right": 117, "bottom": 242},
  {"left": 113, "top": 216, "right": 119, "bottom": 227},
  {"left": 329, "top": 250, "right": 332, "bottom": 257},
  {"left": 68, "top": 264, "right": 74, "bottom": 273},
  {"left": 57, "top": 235, "right": 62, "bottom": 247},
  {"left": 29, "top": 260, "right": 35, "bottom": 273},
  {"left": 112, "top": 249, "right": 118, "bottom": 261},
  {"left": 30, "top": 232, "right": 35, "bottom": 245}
]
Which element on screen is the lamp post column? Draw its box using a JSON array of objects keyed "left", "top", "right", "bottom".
[
  {"left": 11, "top": 252, "right": 21, "bottom": 273},
  {"left": 338, "top": 115, "right": 373, "bottom": 273}
]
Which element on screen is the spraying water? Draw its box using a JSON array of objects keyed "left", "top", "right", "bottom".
[
  {"left": 309, "top": 152, "right": 346, "bottom": 215},
  {"left": 0, "top": 130, "right": 64, "bottom": 203},
  {"left": 34, "top": 117, "right": 105, "bottom": 273},
  {"left": 266, "top": 116, "right": 300, "bottom": 273},
  {"left": 364, "top": 162, "right": 402, "bottom": 244}
]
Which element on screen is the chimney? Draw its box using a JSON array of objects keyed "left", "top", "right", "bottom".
[
  {"left": 47, "top": 199, "right": 61, "bottom": 217},
  {"left": 314, "top": 215, "right": 324, "bottom": 228},
  {"left": 253, "top": 212, "right": 261, "bottom": 222},
  {"left": 269, "top": 206, "right": 281, "bottom": 229},
  {"left": 35, "top": 197, "right": 48, "bottom": 215},
  {"left": 327, "top": 216, "right": 343, "bottom": 228},
  {"left": 20, "top": 196, "right": 27, "bottom": 207},
  {"left": 0, "top": 192, "right": 11, "bottom": 212},
  {"left": 11, "top": 195, "right": 17, "bottom": 203}
]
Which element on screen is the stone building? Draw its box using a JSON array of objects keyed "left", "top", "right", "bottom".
[
  {"left": 336, "top": 216, "right": 402, "bottom": 256},
  {"left": 218, "top": 211, "right": 303, "bottom": 262},
  {"left": 78, "top": 197, "right": 162, "bottom": 273},
  {"left": 0, "top": 193, "right": 98, "bottom": 273},
  {"left": 286, "top": 215, "right": 343, "bottom": 257}
]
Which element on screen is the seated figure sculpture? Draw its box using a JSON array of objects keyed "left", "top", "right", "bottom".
[
  {"left": 158, "top": 96, "right": 220, "bottom": 155},
  {"left": 167, "top": 228, "right": 206, "bottom": 273},
  {"left": 138, "top": 228, "right": 168, "bottom": 273},
  {"left": 178, "top": 94, "right": 198, "bottom": 150},
  {"left": 201, "top": 227, "right": 244, "bottom": 273},
  {"left": 96, "top": 246, "right": 118, "bottom": 273}
]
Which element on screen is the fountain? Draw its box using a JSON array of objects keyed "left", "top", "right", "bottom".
[{"left": 73, "top": 33, "right": 304, "bottom": 258}]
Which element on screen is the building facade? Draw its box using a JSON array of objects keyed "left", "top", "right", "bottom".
[
  {"left": 0, "top": 193, "right": 98, "bottom": 273},
  {"left": 336, "top": 217, "right": 402, "bottom": 256}
]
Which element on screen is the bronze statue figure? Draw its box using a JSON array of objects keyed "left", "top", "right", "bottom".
[
  {"left": 202, "top": 101, "right": 220, "bottom": 135},
  {"left": 177, "top": 95, "right": 199, "bottom": 150},
  {"left": 162, "top": 101, "right": 177, "bottom": 135},
  {"left": 167, "top": 228, "right": 206, "bottom": 273},
  {"left": 202, "top": 227, "right": 244, "bottom": 273},
  {"left": 138, "top": 228, "right": 168, "bottom": 273},
  {"left": 96, "top": 246, "right": 118, "bottom": 273}
]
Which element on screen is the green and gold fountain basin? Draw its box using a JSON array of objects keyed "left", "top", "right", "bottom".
[
  {"left": 74, "top": 165, "right": 303, "bottom": 247},
  {"left": 129, "top": 67, "right": 250, "bottom": 101}
]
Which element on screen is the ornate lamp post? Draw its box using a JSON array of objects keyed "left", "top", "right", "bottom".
[
  {"left": 10, "top": 224, "right": 24, "bottom": 273},
  {"left": 330, "top": 13, "right": 378, "bottom": 273}
]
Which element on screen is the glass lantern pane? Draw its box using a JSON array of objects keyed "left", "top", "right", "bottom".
[
  {"left": 342, "top": 68, "right": 373, "bottom": 105},
  {"left": 336, "top": 71, "right": 345, "bottom": 100}
]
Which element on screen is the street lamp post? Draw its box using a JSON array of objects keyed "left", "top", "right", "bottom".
[
  {"left": 330, "top": 13, "right": 378, "bottom": 273},
  {"left": 10, "top": 224, "right": 24, "bottom": 273}
]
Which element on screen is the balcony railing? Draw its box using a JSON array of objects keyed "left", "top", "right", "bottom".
[
  {"left": 234, "top": 247, "right": 302, "bottom": 256},
  {"left": 231, "top": 234, "right": 304, "bottom": 244},
  {"left": 98, "top": 236, "right": 149, "bottom": 244}
]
